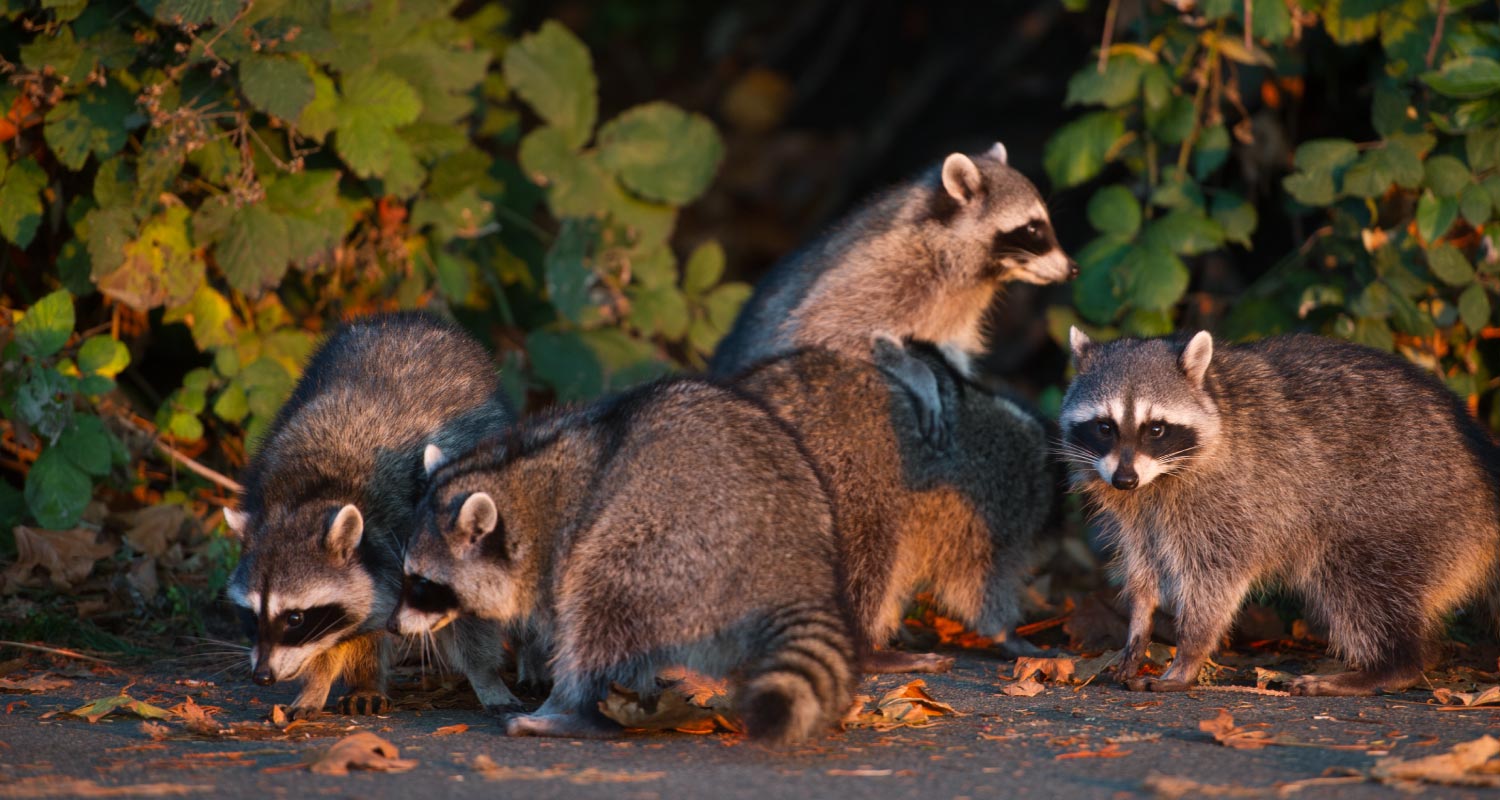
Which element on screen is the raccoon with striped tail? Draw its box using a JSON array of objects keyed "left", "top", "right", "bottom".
[
  {"left": 224, "top": 312, "right": 523, "bottom": 718},
  {"left": 735, "top": 338, "right": 1053, "bottom": 674},
  {"left": 390, "top": 377, "right": 857, "bottom": 744},
  {"left": 710, "top": 142, "right": 1076, "bottom": 378},
  {"left": 1061, "top": 328, "right": 1500, "bottom": 695}
]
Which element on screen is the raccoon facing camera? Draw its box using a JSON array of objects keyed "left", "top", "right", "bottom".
[{"left": 1061, "top": 328, "right": 1500, "bottom": 696}]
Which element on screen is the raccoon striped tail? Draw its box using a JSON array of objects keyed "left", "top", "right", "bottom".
[{"left": 738, "top": 603, "right": 854, "bottom": 745}]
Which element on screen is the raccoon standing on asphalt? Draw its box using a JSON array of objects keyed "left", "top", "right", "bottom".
[
  {"left": 734, "top": 338, "right": 1053, "bottom": 673},
  {"left": 390, "top": 378, "right": 856, "bottom": 744},
  {"left": 224, "top": 312, "right": 523, "bottom": 717},
  {"left": 1061, "top": 329, "right": 1500, "bottom": 695},
  {"left": 710, "top": 142, "right": 1076, "bottom": 378}
]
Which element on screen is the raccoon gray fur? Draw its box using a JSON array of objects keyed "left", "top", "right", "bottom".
[
  {"left": 1061, "top": 328, "right": 1500, "bottom": 695},
  {"left": 733, "top": 339, "right": 1053, "bottom": 673},
  {"left": 390, "top": 377, "right": 856, "bottom": 745},
  {"left": 224, "top": 312, "right": 522, "bottom": 718},
  {"left": 711, "top": 142, "right": 1076, "bottom": 378}
]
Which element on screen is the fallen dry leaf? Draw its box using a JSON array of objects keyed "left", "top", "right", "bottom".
[
  {"left": 115, "top": 505, "right": 192, "bottom": 559},
  {"left": 844, "top": 679, "right": 959, "bottom": 730},
  {"left": 1199, "top": 709, "right": 1273, "bottom": 750},
  {"left": 1431, "top": 685, "right": 1500, "bottom": 709},
  {"left": 0, "top": 776, "right": 212, "bottom": 798},
  {"left": 0, "top": 673, "right": 72, "bottom": 694},
  {"left": 1144, "top": 772, "right": 1365, "bottom": 799},
  {"left": 1253, "top": 667, "right": 1298, "bottom": 690},
  {"left": 309, "top": 732, "right": 417, "bottom": 775},
  {"left": 68, "top": 693, "right": 173, "bottom": 724},
  {"left": 433, "top": 724, "right": 468, "bottom": 736},
  {"left": 471, "top": 755, "right": 663, "bottom": 784},
  {"left": 1055, "top": 743, "right": 1132, "bottom": 760},
  {"left": 139, "top": 722, "right": 172, "bottom": 741},
  {"left": 2, "top": 526, "right": 116, "bottom": 594},
  {"left": 596, "top": 670, "right": 740, "bottom": 734},
  {"left": 170, "top": 697, "right": 221, "bottom": 736},
  {"left": 1000, "top": 678, "right": 1045, "bottom": 698},
  {"left": 1371, "top": 735, "right": 1500, "bottom": 788},
  {"left": 827, "top": 768, "right": 894, "bottom": 776},
  {"left": 1013, "top": 657, "right": 1076, "bottom": 684}
]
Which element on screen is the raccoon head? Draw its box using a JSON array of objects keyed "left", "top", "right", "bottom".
[
  {"left": 225, "top": 503, "right": 376, "bottom": 686},
  {"left": 389, "top": 445, "right": 533, "bottom": 636},
  {"left": 1059, "top": 328, "right": 1221, "bottom": 491},
  {"left": 935, "top": 142, "right": 1077, "bottom": 287}
]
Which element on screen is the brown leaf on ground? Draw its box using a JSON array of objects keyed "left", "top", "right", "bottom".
[
  {"left": 1013, "top": 657, "right": 1076, "bottom": 684},
  {"left": 0, "top": 776, "right": 212, "bottom": 797},
  {"left": 1055, "top": 743, "right": 1132, "bottom": 760},
  {"left": 114, "top": 506, "right": 192, "bottom": 559},
  {"left": 1000, "top": 678, "right": 1046, "bottom": 698},
  {"left": 433, "top": 724, "right": 468, "bottom": 736},
  {"left": 0, "top": 673, "right": 72, "bottom": 694},
  {"left": 67, "top": 693, "right": 173, "bottom": 724},
  {"left": 471, "top": 755, "right": 664, "bottom": 784},
  {"left": 1371, "top": 735, "right": 1500, "bottom": 788},
  {"left": 2, "top": 526, "right": 117, "bottom": 594},
  {"left": 844, "top": 679, "right": 960, "bottom": 730},
  {"left": 1199, "top": 709, "right": 1273, "bottom": 750},
  {"left": 308, "top": 732, "right": 417, "bottom": 776},
  {"left": 596, "top": 670, "right": 740, "bottom": 734},
  {"left": 1431, "top": 685, "right": 1500, "bottom": 708},
  {"left": 1144, "top": 772, "right": 1365, "bottom": 799},
  {"left": 139, "top": 722, "right": 172, "bottom": 741},
  {"left": 1253, "top": 667, "right": 1298, "bottom": 690},
  {"left": 170, "top": 697, "right": 221, "bottom": 736}
]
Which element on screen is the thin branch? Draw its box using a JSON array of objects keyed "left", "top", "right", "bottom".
[
  {"left": 154, "top": 440, "right": 243, "bottom": 494},
  {"left": 1426, "top": 0, "right": 1449, "bottom": 69},
  {"left": 0, "top": 640, "right": 113, "bottom": 664},
  {"left": 1099, "top": 0, "right": 1120, "bottom": 73},
  {"left": 1243, "top": 0, "right": 1253, "bottom": 50}
]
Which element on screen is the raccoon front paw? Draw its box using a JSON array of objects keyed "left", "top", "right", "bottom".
[
  {"left": 286, "top": 704, "right": 325, "bottom": 721},
  {"left": 506, "top": 712, "right": 622, "bottom": 739},
  {"left": 1124, "top": 676, "right": 1195, "bottom": 693},
  {"left": 336, "top": 691, "right": 392, "bottom": 715}
]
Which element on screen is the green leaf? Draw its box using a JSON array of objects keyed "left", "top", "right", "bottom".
[
  {"left": 518, "top": 126, "right": 610, "bottom": 218},
  {"left": 16, "top": 290, "right": 75, "bottom": 359},
  {"left": 151, "top": 0, "right": 243, "bottom": 25},
  {"left": 239, "top": 55, "right": 316, "bottom": 122},
  {"left": 1210, "top": 192, "right": 1257, "bottom": 249},
  {"left": 1086, "top": 186, "right": 1141, "bottom": 238},
  {"left": 44, "top": 84, "right": 135, "bottom": 172},
  {"left": 1387, "top": 289, "right": 1434, "bottom": 336},
  {"left": 1193, "top": 124, "right": 1230, "bottom": 179},
  {"left": 1044, "top": 111, "right": 1125, "bottom": 189},
  {"left": 96, "top": 207, "right": 203, "bottom": 312},
  {"left": 683, "top": 240, "right": 726, "bottom": 296},
  {"left": 1341, "top": 152, "right": 1391, "bottom": 199},
  {"left": 1072, "top": 237, "right": 1131, "bottom": 324},
  {"left": 0, "top": 158, "right": 47, "bottom": 248},
  {"left": 15, "top": 367, "right": 74, "bottom": 441},
  {"left": 1424, "top": 155, "right": 1471, "bottom": 198},
  {"left": 1125, "top": 244, "right": 1190, "bottom": 312},
  {"left": 1323, "top": 0, "right": 1382, "bottom": 45},
  {"left": 1383, "top": 135, "right": 1431, "bottom": 187},
  {"left": 628, "top": 285, "right": 690, "bottom": 338},
  {"left": 1143, "top": 209, "right": 1224, "bottom": 256},
  {"left": 55, "top": 415, "right": 112, "bottom": 477},
  {"left": 1294, "top": 138, "right": 1360, "bottom": 172},
  {"left": 701, "top": 282, "right": 752, "bottom": 335},
  {"left": 1416, "top": 190, "right": 1459, "bottom": 243},
  {"left": 1421, "top": 56, "right": 1500, "bottom": 99},
  {"left": 545, "top": 218, "right": 601, "bottom": 326},
  {"left": 503, "top": 21, "right": 598, "bottom": 149},
  {"left": 216, "top": 204, "right": 291, "bottom": 298},
  {"left": 299, "top": 68, "right": 340, "bottom": 143},
  {"left": 334, "top": 69, "right": 422, "bottom": 178},
  {"left": 77, "top": 335, "right": 129, "bottom": 377},
  {"left": 1460, "top": 183, "right": 1492, "bottom": 226},
  {"left": 1146, "top": 95, "right": 1195, "bottom": 144},
  {"left": 162, "top": 284, "right": 235, "bottom": 350},
  {"left": 1459, "top": 282, "right": 1491, "bottom": 331},
  {"left": 1427, "top": 244, "right": 1475, "bottom": 286},
  {"left": 24, "top": 448, "right": 92, "bottom": 530},
  {"left": 596, "top": 102, "right": 724, "bottom": 205},
  {"left": 213, "top": 383, "right": 249, "bottom": 424},
  {"left": 1065, "top": 54, "right": 1147, "bottom": 108}
]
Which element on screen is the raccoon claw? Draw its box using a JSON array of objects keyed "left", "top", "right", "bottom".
[
  {"left": 1124, "top": 676, "right": 1194, "bottom": 693},
  {"left": 336, "top": 691, "right": 392, "bottom": 715},
  {"left": 505, "top": 712, "right": 622, "bottom": 739}
]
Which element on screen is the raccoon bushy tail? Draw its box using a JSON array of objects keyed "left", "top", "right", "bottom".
[{"left": 738, "top": 602, "right": 855, "bottom": 745}]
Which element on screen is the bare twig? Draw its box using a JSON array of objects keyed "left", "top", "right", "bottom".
[
  {"left": 1426, "top": 0, "right": 1449, "bottom": 69},
  {"left": 154, "top": 440, "right": 243, "bottom": 494},
  {"left": 1243, "top": 0, "right": 1253, "bottom": 50},
  {"left": 1099, "top": 0, "right": 1120, "bottom": 73},
  {"left": 0, "top": 640, "right": 113, "bottom": 664}
]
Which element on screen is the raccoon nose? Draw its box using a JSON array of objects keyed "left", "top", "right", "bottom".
[
  {"left": 386, "top": 612, "right": 402, "bottom": 635},
  {"left": 252, "top": 666, "right": 276, "bottom": 686},
  {"left": 1112, "top": 473, "right": 1139, "bottom": 490}
]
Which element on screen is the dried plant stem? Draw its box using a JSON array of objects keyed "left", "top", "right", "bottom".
[
  {"left": 0, "top": 640, "right": 112, "bottom": 664},
  {"left": 155, "top": 440, "right": 243, "bottom": 495}
]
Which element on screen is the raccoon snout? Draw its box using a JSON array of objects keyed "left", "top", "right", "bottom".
[
  {"left": 1110, "top": 456, "right": 1139, "bottom": 490},
  {"left": 252, "top": 665, "right": 276, "bottom": 686},
  {"left": 385, "top": 609, "right": 403, "bottom": 635}
]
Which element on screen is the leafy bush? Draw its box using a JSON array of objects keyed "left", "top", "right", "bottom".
[
  {"left": 0, "top": 2, "right": 743, "bottom": 626},
  {"left": 1047, "top": 0, "right": 1500, "bottom": 427}
]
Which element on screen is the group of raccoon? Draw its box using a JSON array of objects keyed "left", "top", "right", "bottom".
[{"left": 225, "top": 143, "right": 1500, "bottom": 745}]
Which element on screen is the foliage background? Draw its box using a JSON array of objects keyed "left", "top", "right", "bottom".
[{"left": 2, "top": 0, "right": 1498, "bottom": 650}]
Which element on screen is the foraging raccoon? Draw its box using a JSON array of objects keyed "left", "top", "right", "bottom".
[
  {"left": 1061, "top": 329, "right": 1500, "bottom": 695},
  {"left": 734, "top": 339, "right": 1053, "bottom": 673},
  {"left": 224, "top": 312, "right": 522, "bottom": 717},
  {"left": 391, "top": 378, "right": 856, "bottom": 744},
  {"left": 711, "top": 142, "right": 1076, "bottom": 378}
]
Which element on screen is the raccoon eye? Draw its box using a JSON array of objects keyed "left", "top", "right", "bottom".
[
  {"left": 285, "top": 611, "right": 305, "bottom": 629},
  {"left": 1096, "top": 420, "right": 1115, "bottom": 437},
  {"left": 1026, "top": 222, "right": 1042, "bottom": 236},
  {"left": 1147, "top": 422, "right": 1166, "bottom": 438}
]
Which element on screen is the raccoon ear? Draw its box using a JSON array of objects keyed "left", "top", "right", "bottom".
[
  {"left": 457, "top": 492, "right": 498, "bottom": 545},
  {"left": 1180, "top": 331, "right": 1214, "bottom": 388},
  {"left": 325, "top": 504, "right": 364, "bottom": 562},
  {"left": 1068, "top": 326, "right": 1095, "bottom": 368},
  {"left": 941, "top": 153, "right": 983, "bottom": 204},
  {"left": 988, "top": 141, "right": 1008, "bottom": 165},
  {"left": 423, "top": 444, "right": 446, "bottom": 476},
  {"left": 222, "top": 507, "right": 248, "bottom": 538}
]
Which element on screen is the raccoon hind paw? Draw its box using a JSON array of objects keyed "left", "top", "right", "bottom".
[
  {"left": 1124, "top": 676, "right": 1195, "bottom": 693},
  {"left": 336, "top": 690, "right": 392, "bottom": 715}
]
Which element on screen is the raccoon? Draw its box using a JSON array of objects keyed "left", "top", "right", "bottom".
[
  {"left": 390, "top": 378, "right": 856, "bottom": 744},
  {"left": 733, "top": 338, "right": 1053, "bottom": 673},
  {"left": 711, "top": 142, "right": 1076, "bottom": 378},
  {"left": 1061, "top": 328, "right": 1500, "bottom": 695},
  {"left": 224, "top": 312, "right": 523, "bottom": 717}
]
